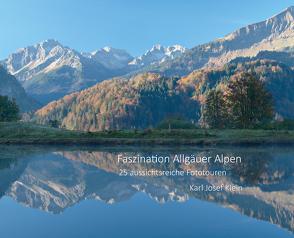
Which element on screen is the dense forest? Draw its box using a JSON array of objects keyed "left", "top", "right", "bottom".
[
  {"left": 179, "top": 59, "right": 294, "bottom": 119},
  {"left": 35, "top": 73, "right": 199, "bottom": 131},
  {"left": 35, "top": 59, "right": 294, "bottom": 131}
]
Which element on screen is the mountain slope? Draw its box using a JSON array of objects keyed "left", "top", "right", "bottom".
[
  {"left": 2, "top": 40, "right": 126, "bottom": 104},
  {"left": 0, "top": 67, "right": 38, "bottom": 112},
  {"left": 180, "top": 59, "right": 294, "bottom": 118},
  {"left": 4, "top": 39, "right": 81, "bottom": 82},
  {"left": 2, "top": 41, "right": 187, "bottom": 105},
  {"left": 35, "top": 73, "right": 199, "bottom": 131},
  {"left": 35, "top": 59, "right": 294, "bottom": 131},
  {"left": 149, "top": 6, "right": 294, "bottom": 76},
  {"left": 230, "top": 50, "right": 294, "bottom": 67}
]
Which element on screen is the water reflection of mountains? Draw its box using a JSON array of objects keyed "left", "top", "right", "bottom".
[{"left": 0, "top": 146, "right": 293, "bottom": 233}]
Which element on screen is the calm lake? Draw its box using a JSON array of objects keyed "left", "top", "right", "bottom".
[{"left": 0, "top": 145, "right": 293, "bottom": 238}]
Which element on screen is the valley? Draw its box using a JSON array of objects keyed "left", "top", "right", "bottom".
[
  {"left": 1, "top": 7, "right": 294, "bottom": 137},
  {"left": 1, "top": 3, "right": 294, "bottom": 238}
]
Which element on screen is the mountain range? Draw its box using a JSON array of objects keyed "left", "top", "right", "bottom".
[
  {"left": 1, "top": 41, "right": 186, "bottom": 105},
  {"left": 1, "top": 7, "right": 294, "bottom": 128},
  {"left": 2, "top": 40, "right": 127, "bottom": 104},
  {"left": 149, "top": 6, "right": 294, "bottom": 76},
  {"left": 128, "top": 44, "right": 187, "bottom": 66}
]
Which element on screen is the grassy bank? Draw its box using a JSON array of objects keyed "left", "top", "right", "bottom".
[{"left": 1, "top": 122, "right": 294, "bottom": 146}]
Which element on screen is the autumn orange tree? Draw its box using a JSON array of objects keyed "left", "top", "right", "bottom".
[{"left": 202, "top": 72, "right": 274, "bottom": 129}]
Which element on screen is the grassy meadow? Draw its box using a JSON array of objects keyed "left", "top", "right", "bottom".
[{"left": 1, "top": 122, "right": 294, "bottom": 146}]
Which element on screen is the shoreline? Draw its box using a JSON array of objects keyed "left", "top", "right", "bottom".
[
  {"left": 1, "top": 122, "right": 294, "bottom": 146},
  {"left": 1, "top": 137, "right": 294, "bottom": 146}
]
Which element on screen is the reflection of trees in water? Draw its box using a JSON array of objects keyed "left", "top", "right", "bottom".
[
  {"left": 0, "top": 157, "right": 16, "bottom": 170},
  {"left": 227, "top": 151, "right": 271, "bottom": 186},
  {"left": 224, "top": 149, "right": 294, "bottom": 189},
  {"left": 0, "top": 146, "right": 51, "bottom": 200},
  {"left": 60, "top": 148, "right": 292, "bottom": 188},
  {"left": 0, "top": 158, "right": 17, "bottom": 198},
  {"left": 0, "top": 146, "right": 34, "bottom": 198},
  {"left": 130, "top": 150, "right": 286, "bottom": 188},
  {"left": 1, "top": 146, "right": 294, "bottom": 233}
]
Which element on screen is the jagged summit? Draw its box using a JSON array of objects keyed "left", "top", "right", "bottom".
[
  {"left": 4, "top": 39, "right": 81, "bottom": 82},
  {"left": 87, "top": 46, "right": 134, "bottom": 69},
  {"left": 1, "top": 40, "right": 127, "bottom": 104},
  {"left": 1, "top": 40, "right": 186, "bottom": 104},
  {"left": 220, "top": 6, "right": 294, "bottom": 46},
  {"left": 40, "top": 39, "right": 61, "bottom": 47},
  {"left": 15, "top": 39, "right": 61, "bottom": 53},
  {"left": 102, "top": 46, "right": 112, "bottom": 52},
  {"left": 129, "top": 44, "right": 187, "bottom": 66},
  {"left": 150, "top": 44, "right": 164, "bottom": 51}
]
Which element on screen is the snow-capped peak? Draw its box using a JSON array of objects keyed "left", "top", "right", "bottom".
[
  {"left": 129, "top": 44, "right": 187, "bottom": 66},
  {"left": 41, "top": 39, "right": 61, "bottom": 47},
  {"left": 166, "top": 44, "right": 186, "bottom": 53},
  {"left": 102, "top": 46, "right": 112, "bottom": 52},
  {"left": 85, "top": 46, "right": 133, "bottom": 69},
  {"left": 4, "top": 39, "right": 81, "bottom": 81},
  {"left": 36, "top": 39, "right": 63, "bottom": 53},
  {"left": 150, "top": 44, "right": 164, "bottom": 51}
]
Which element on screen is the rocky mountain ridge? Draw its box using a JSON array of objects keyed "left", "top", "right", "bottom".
[{"left": 149, "top": 6, "right": 294, "bottom": 76}]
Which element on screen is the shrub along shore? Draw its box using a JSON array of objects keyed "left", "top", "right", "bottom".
[{"left": 1, "top": 122, "right": 294, "bottom": 146}]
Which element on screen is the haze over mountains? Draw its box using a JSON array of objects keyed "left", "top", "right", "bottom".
[{"left": 1, "top": 7, "right": 294, "bottom": 128}]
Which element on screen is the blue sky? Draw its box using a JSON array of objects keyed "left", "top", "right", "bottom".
[{"left": 0, "top": 0, "right": 293, "bottom": 58}]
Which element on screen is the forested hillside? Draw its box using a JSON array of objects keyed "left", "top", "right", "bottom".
[
  {"left": 180, "top": 60, "right": 294, "bottom": 119},
  {"left": 35, "top": 73, "right": 199, "bottom": 131},
  {"left": 35, "top": 60, "right": 294, "bottom": 131}
]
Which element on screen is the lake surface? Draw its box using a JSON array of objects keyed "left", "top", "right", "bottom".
[{"left": 0, "top": 145, "right": 293, "bottom": 238}]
